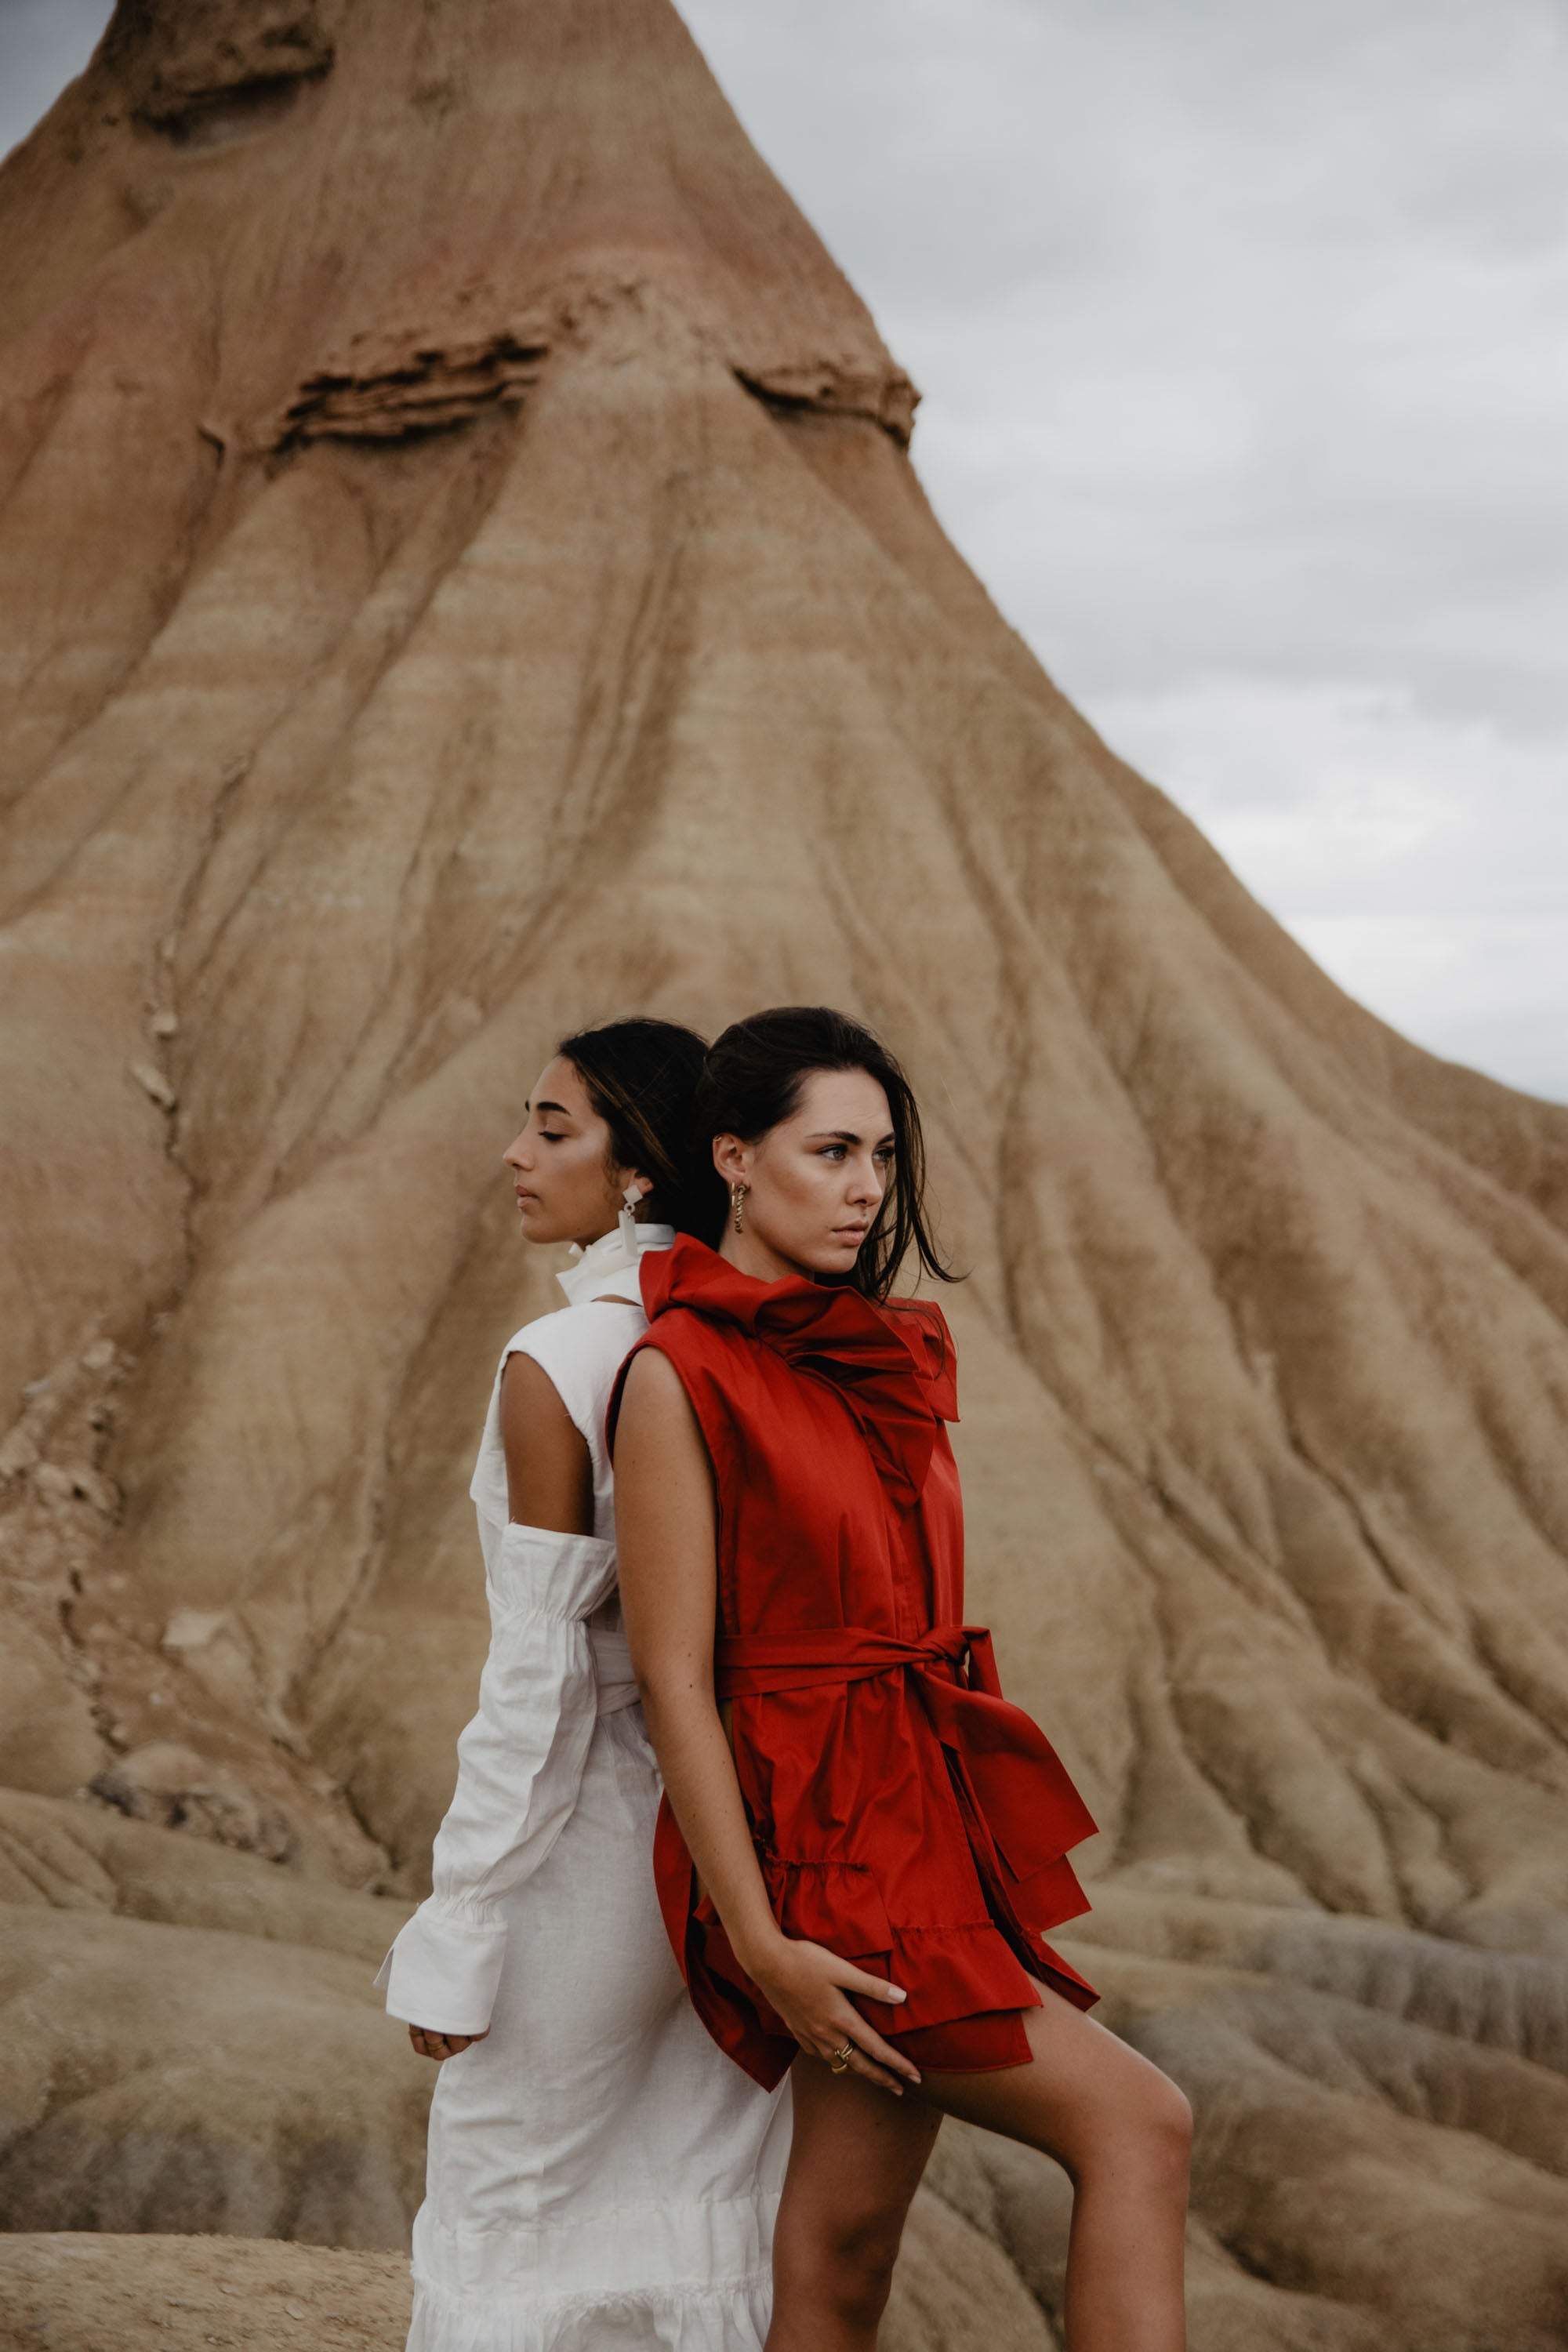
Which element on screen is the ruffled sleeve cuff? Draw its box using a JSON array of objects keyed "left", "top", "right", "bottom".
[
  {"left": 374, "top": 1904, "right": 508, "bottom": 2036},
  {"left": 373, "top": 1522, "right": 622, "bottom": 2037}
]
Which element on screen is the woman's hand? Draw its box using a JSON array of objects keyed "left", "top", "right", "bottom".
[
  {"left": 746, "top": 1935, "right": 920, "bottom": 2095},
  {"left": 408, "top": 2024, "right": 490, "bottom": 2063}
]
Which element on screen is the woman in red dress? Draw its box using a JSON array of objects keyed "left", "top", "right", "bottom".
[{"left": 612, "top": 1007, "right": 1191, "bottom": 2352}]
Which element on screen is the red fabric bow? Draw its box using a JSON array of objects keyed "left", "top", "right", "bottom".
[{"left": 716, "top": 1623, "right": 1098, "bottom": 1922}]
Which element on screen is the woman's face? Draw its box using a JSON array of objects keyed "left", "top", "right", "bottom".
[
  {"left": 716, "top": 1065, "right": 895, "bottom": 1283},
  {"left": 503, "top": 1055, "right": 642, "bottom": 1249}
]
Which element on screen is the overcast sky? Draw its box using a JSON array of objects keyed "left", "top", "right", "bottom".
[{"left": 4, "top": 0, "right": 1564, "bottom": 1101}]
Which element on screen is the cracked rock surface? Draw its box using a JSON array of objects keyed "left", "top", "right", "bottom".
[{"left": 2, "top": 0, "right": 1566, "bottom": 2345}]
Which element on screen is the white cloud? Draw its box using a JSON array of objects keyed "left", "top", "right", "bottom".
[
  {"left": 4, "top": 0, "right": 1565, "bottom": 1098},
  {"left": 1094, "top": 676, "right": 1567, "bottom": 1095},
  {"left": 684, "top": 0, "right": 1568, "bottom": 1099}
]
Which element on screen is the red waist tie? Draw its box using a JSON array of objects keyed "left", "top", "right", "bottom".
[{"left": 716, "top": 1623, "right": 1097, "bottom": 1920}]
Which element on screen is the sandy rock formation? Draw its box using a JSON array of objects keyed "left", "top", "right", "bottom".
[
  {"left": 0, "top": 2234, "right": 412, "bottom": 2352},
  {"left": 0, "top": 2209, "right": 1044, "bottom": 2352},
  {"left": 0, "top": 1791, "right": 423, "bottom": 2244},
  {"left": 2, "top": 0, "right": 1567, "bottom": 2344}
]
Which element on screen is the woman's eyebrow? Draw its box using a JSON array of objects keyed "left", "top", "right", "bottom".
[
  {"left": 805, "top": 1129, "right": 896, "bottom": 1145},
  {"left": 531, "top": 1100, "right": 574, "bottom": 1120}
]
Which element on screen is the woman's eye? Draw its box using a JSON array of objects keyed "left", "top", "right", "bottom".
[
  {"left": 539, "top": 1130, "right": 565, "bottom": 1144},
  {"left": 820, "top": 1145, "right": 847, "bottom": 1160}
]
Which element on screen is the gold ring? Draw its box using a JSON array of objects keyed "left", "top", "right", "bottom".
[{"left": 829, "top": 2042, "right": 855, "bottom": 2073}]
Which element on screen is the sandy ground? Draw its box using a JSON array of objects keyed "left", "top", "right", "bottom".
[
  {"left": 0, "top": 2236, "right": 412, "bottom": 2352},
  {"left": 0, "top": 2214, "right": 1052, "bottom": 2352}
]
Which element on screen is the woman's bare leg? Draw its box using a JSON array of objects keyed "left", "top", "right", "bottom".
[
  {"left": 921, "top": 1987, "right": 1191, "bottom": 2352},
  {"left": 767, "top": 1983, "right": 1190, "bottom": 2352},
  {"left": 766, "top": 2057, "right": 941, "bottom": 2351}
]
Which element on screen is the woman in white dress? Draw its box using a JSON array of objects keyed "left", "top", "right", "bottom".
[{"left": 377, "top": 1018, "right": 789, "bottom": 2351}]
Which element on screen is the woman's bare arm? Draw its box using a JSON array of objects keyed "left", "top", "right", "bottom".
[
  {"left": 499, "top": 1351, "right": 593, "bottom": 1531},
  {"left": 613, "top": 1347, "right": 918, "bottom": 2093},
  {"left": 408, "top": 1352, "right": 592, "bottom": 2065}
]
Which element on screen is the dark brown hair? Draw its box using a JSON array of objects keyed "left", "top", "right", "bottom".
[
  {"left": 557, "top": 1018, "right": 715, "bottom": 1240},
  {"left": 695, "top": 1006, "right": 956, "bottom": 1301}
]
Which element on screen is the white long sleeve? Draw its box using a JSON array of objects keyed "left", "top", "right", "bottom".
[{"left": 375, "top": 1520, "right": 618, "bottom": 2035}]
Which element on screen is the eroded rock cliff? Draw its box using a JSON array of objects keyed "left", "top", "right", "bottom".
[{"left": 2, "top": 2, "right": 1566, "bottom": 2343}]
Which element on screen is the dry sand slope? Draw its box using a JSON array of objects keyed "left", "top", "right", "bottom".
[{"left": 2, "top": 1, "right": 1567, "bottom": 2345}]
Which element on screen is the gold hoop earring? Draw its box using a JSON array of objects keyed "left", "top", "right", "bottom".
[{"left": 731, "top": 1181, "right": 748, "bottom": 1235}]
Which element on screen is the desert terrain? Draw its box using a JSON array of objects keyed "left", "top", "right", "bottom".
[{"left": 2, "top": 2, "right": 1566, "bottom": 2345}]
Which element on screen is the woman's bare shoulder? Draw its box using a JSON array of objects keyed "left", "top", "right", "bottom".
[
  {"left": 617, "top": 1338, "right": 692, "bottom": 1412},
  {"left": 614, "top": 1340, "right": 713, "bottom": 1462}
]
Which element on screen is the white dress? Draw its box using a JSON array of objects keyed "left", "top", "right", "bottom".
[{"left": 376, "top": 1223, "right": 789, "bottom": 2352}]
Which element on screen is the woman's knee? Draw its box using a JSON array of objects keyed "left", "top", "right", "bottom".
[
  {"left": 1131, "top": 2070, "right": 1193, "bottom": 2187},
  {"left": 825, "top": 2207, "right": 906, "bottom": 2325},
  {"left": 776, "top": 2198, "right": 906, "bottom": 2325},
  {"left": 1051, "top": 2063, "right": 1192, "bottom": 2194}
]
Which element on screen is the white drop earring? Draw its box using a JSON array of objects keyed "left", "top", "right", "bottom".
[{"left": 618, "top": 1180, "right": 645, "bottom": 1258}]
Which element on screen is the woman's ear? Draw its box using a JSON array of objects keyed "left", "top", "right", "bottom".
[{"left": 712, "top": 1133, "right": 749, "bottom": 1186}]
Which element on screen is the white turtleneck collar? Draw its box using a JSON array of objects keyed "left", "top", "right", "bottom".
[{"left": 556, "top": 1221, "right": 676, "bottom": 1308}]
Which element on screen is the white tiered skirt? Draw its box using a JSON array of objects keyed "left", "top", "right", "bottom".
[{"left": 407, "top": 1697, "right": 789, "bottom": 2351}]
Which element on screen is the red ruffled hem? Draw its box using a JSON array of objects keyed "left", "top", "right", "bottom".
[
  {"left": 886, "top": 2006, "right": 1034, "bottom": 2072},
  {"left": 681, "top": 1891, "right": 1096, "bottom": 2090}
]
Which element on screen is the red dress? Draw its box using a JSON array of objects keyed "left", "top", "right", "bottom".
[{"left": 611, "top": 1236, "right": 1098, "bottom": 2092}]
